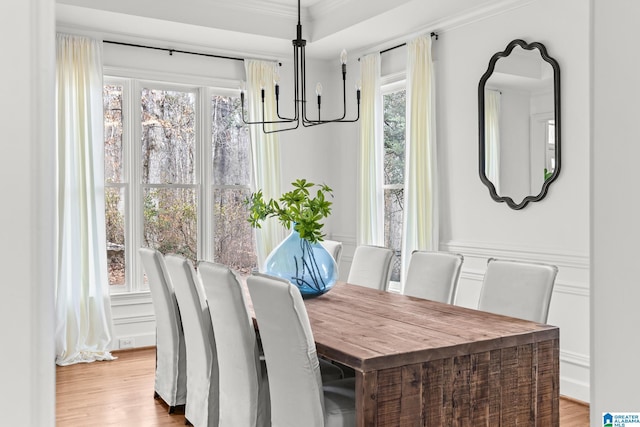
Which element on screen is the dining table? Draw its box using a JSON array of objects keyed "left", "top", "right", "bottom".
[{"left": 302, "top": 281, "right": 559, "bottom": 426}]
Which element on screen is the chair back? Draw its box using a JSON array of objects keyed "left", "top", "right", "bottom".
[
  {"left": 247, "top": 274, "right": 326, "bottom": 427},
  {"left": 164, "top": 254, "right": 219, "bottom": 427},
  {"left": 403, "top": 251, "right": 464, "bottom": 304},
  {"left": 478, "top": 258, "right": 558, "bottom": 323},
  {"left": 321, "top": 240, "right": 343, "bottom": 266},
  {"left": 138, "top": 248, "right": 187, "bottom": 408},
  {"left": 198, "top": 261, "right": 266, "bottom": 427},
  {"left": 347, "top": 245, "right": 393, "bottom": 290}
]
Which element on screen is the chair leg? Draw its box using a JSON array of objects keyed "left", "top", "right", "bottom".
[{"left": 154, "top": 391, "right": 160, "bottom": 399}]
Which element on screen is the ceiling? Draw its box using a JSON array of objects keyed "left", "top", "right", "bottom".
[{"left": 56, "top": 0, "right": 509, "bottom": 60}]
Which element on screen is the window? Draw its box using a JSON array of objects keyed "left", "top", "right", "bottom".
[
  {"left": 546, "top": 119, "right": 556, "bottom": 176},
  {"left": 382, "top": 82, "right": 406, "bottom": 283},
  {"left": 104, "top": 83, "right": 126, "bottom": 287},
  {"left": 211, "top": 95, "right": 255, "bottom": 275},
  {"left": 141, "top": 88, "right": 198, "bottom": 260},
  {"left": 104, "top": 77, "right": 256, "bottom": 293}
]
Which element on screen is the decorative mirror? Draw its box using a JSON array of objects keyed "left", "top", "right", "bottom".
[{"left": 478, "top": 39, "right": 560, "bottom": 210}]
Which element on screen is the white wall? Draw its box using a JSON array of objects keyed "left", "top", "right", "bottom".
[
  {"left": 591, "top": 0, "right": 640, "bottom": 420},
  {"left": 0, "top": 0, "right": 56, "bottom": 425}
]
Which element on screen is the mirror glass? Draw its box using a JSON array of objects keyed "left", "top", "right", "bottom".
[{"left": 479, "top": 39, "right": 560, "bottom": 210}]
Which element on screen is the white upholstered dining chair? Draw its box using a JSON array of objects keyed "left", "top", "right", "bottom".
[
  {"left": 347, "top": 245, "right": 393, "bottom": 290},
  {"left": 477, "top": 258, "right": 558, "bottom": 323},
  {"left": 164, "top": 254, "right": 219, "bottom": 427},
  {"left": 403, "top": 251, "right": 464, "bottom": 304},
  {"left": 197, "top": 261, "right": 270, "bottom": 427},
  {"left": 138, "top": 248, "right": 187, "bottom": 412},
  {"left": 247, "top": 274, "right": 356, "bottom": 427},
  {"left": 320, "top": 239, "right": 343, "bottom": 266}
]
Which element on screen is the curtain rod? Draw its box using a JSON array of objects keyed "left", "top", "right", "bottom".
[
  {"left": 103, "top": 40, "right": 283, "bottom": 66},
  {"left": 103, "top": 40, "right": 244, "bottom": 62},
  {"left": 105, "top": 32, "right": 438, "bottom": 65},
  {"left": 379, "top": 32, "right": 439, "bottom": 55}
]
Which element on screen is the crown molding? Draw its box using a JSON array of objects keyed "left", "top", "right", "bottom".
[
  {"left": 355, "top": 0, "right": 535, "bottom": 58},
  {"left": 209, "top": 0, "right": 304, "bottom": 21},
  {"left": 308, "top": 0, "right": 351, "bottom": 20},
  {"left": 218, "top": 0, "right": 354, "bottom": 22}
]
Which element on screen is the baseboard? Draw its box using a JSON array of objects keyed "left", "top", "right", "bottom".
[
  {"left": 111, "top": 345, "right": 156, "bottom": 355},
  {"left": 560, "top": 394, "right": 590, "bottom": 407},
  {"left": 560, "top": 376, "right": 590, "bottom": 404}
]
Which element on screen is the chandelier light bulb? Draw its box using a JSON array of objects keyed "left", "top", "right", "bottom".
[
  {"left": 315, "top": 82, "right": 323, "bottom": 96},
  {"left": 340, "top": 49, "right": 348, "bottom": 65}
]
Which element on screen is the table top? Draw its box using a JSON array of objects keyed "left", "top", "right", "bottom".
[{"left": 304, "top": 282, "right": 559, "bottom": 372}]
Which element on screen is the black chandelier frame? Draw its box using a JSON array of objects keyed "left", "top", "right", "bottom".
[{"left": 240, "top": 0, "right": 361, "bottom": 134}]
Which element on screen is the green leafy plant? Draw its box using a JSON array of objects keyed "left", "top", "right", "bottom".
[{"left": 247, "top": 178, "right": 333, "bottom": 244}]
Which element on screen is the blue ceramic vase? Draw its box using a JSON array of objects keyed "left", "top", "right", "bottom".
[{"left": 264, "top": 228, "right": 337, "bottom": 298}]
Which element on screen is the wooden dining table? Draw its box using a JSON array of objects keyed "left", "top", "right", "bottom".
[{"left": 303, "top": 281, "right": 559, "bottom": 426}]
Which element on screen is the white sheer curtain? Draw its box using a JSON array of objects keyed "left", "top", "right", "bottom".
[
  {"left": 401, "top": 34, "right": 439, "bottom": 285},
  {"left": 55, "top": 34, "right": 115, "bottom": 366},
  {"left": 244, "top": 60, "right": 285, "bottom": 267},
  {"left": 357, "top": 54, "right": 384, "bottom": 246},
  {"left": 484, "top": 89, "right": 501, "bottom": 193}
]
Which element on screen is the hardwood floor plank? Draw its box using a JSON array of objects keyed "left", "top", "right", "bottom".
[
  {"left": 560, "top": 397, "right": 590, "bottom": 426},
  {"left": 56, "top": 348, "right": 186, "bottom": 426},
  {"left": 56, "top": 347, "right": 590, "bottom": 426}
]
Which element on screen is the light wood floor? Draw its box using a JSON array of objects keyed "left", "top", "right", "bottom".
[{"left": 56, "top": 347, "right": 590, "bottom": 426}]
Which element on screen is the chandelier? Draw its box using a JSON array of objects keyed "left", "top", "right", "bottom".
[{"left": 240, "top": 0, "right": 361, "bottom": 134}]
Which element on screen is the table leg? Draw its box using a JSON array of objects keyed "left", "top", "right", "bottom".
[{"left": 355, "top": 370, "right": 378, "bottom": 427}]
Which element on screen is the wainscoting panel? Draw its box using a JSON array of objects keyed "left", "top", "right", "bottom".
[{"left": 109, "top": 292, "right": 156, "bottom": 350}]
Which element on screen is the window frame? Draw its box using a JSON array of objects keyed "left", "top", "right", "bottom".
[
  {"left": 104, "top": 76, "right": 131, "bottom": 294},
  {"left": 104, "top": 69, "right": 249, "bottom": 294},
  {"left": 381, "top": 74, "right": 406, "bottom": 196},
  {"left": 380, "top": 74, "right": 406, "bottom": 286}
]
